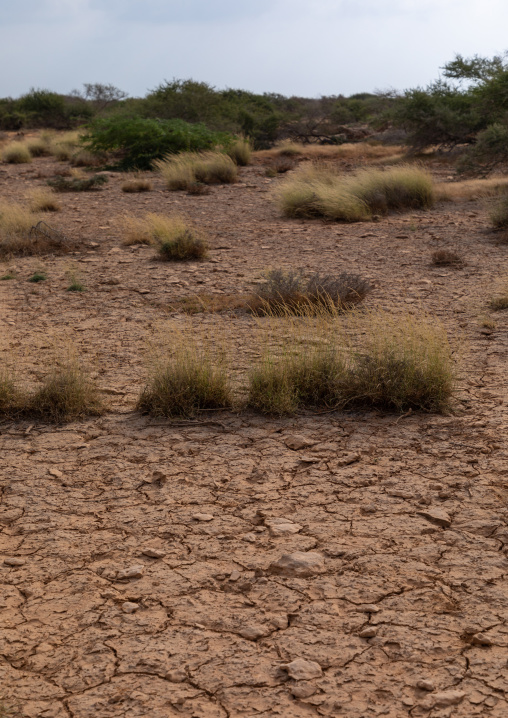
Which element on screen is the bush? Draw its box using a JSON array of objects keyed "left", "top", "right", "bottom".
[
  {"left": 1, "top": 142, "right": 32, "bottom": 164},
  {"left": 274, "top": 164, "right": 434, "bottom": 221},
  {"left": 157, "top": 229, "right": 208, "bottom": 261},
  {"left": 82, "top": 116, "right": 232, "bottom": 170},
  {"left": 254, "top": 268, "right": 372, "bottom": 314},
  {"left": 137, "top": 347, "right": 231, "bottom": 418},
  {"left": 490, "top": 195, "right": 508, "bottom": 229},
  {"left": 0, "top": 202, "right": 39, "bottom": 256},
  {"left": 457, "top": 123, "right": 508, "bottom": 176},
  {"left": 47, "top": 174, "right": 108, "bottom": 192},
  {"left": 155, "top": 151, "right": 238, "bottom": 190}
]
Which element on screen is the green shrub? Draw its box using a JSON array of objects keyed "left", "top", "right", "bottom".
[{"left": 82, "top": 116, "right": 232, "bottom": 170}]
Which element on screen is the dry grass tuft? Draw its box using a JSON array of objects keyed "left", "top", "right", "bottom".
[
  {"left": 155, "top": 151, "right": 238, "bottom": 190},
  {"left": 29, "top": 360, "right": 103, "bottom": 421},
  {"left": 227, "top": 138, "right": 252, "bottom": 166},
  {"left": 2, "top": 142, "right": 32, "bottom": 164},
  {"left": 257, "top": 141, "right": 406, "bottom": 162},
  {"left": 274, "top": 164, "right": 434, "bottom": 221},
  {"left": 490, "top": 195, "right": 508, "bottom": 230},
  {"left": 254, "top": 268, "right": 372, "bottom": 314},
  {"left": 0, "top": 366, "right": 23, "bottom": 417},
  {"left": 27, "top": 188, "right": 61, "bottom": 212},
  {"left": 431, "top": 249, "right": 464, "bottom": 267},
  {"left": 122, "top": 214, "right": 208, "bottom": 260},
  {"left": 26, "top": 137, "right": 51, "bottom": 157},
  {"left": 247, "top": 309, "right": 454, "bottom": 415},
  {"left": 435, "top": 178, "right": 508, "bottom": 202},
  {"left": 137, "top": 331, "right": 232, "bottom": 418},
  {"left": 121, "top": 176, "right": 153, "bottom": 193},
  {"left": 0, "top": 202, "right": 40, "bottom": 256}
]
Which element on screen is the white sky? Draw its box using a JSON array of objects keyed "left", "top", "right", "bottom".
[{"left": 1, "top": 0, "right": 507, "bottom": 98}]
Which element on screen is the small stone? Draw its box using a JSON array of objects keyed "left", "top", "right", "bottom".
[
  {"left": 4, "top": 557, "right": 26, "bottom": 567},
  {"left": 283, "top": 658, "right": 323, "bottom": 680},
  {"left": 431, "top": 690, "right": 466, "bottom": 707},
  {"left": 192, "top": 513, "right": 214, "bottom": 522},
  {"left": 48, "top": 468, "right": 63, "bottom": 478},
  {"left": 265, "top": 518, "right": 303, "bottom": 537},
  {"left": 290, "top": 683, "right": 317, "bottom": 698},
  {"left": 121, "top": 602, "right": 139, "bottom": 614},
  {"left": 417, "top": 679, "right": 435, "bottom": 692},
  {"left": 269, "top": 551, "right": 324, "bottom": 578},
  {"left": 229, "top": 570, "right": 241, "bottom": 581},
  {"left": 166, "top": 669, "right": 187, "bottom": 683},
  {"left": 471, "top": 632, "right": 493, "bottom": 646},
  {"left": 242, "top": 533, "right": 257, "bottom": 543},
  {"left": 356, "top": 604, "right": 381, "bottom": 613},
  {"left": 239, "top": 624, "right": 267, "bottom": 640},
  {"left": 141, "top": 548, "right": 166, "bottom": 559},
  {"left": 417, "top": 508, "right": 451, "bottom": 528},
  {"left": 359, "top": 627, "right": 377, "bottom": 638},
  {"left": 284, "top": 434, "right": 316, "bottom": 451},
  {"left": 117, "top": 565, "right": 144, "bottom": 580},
  {"left": 336, "top": 452, "right": 360, "bottom": 467}
]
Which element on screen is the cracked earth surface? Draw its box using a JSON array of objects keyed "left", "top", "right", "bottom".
[{"left": 1, "top": 150, "right": 508, "bottom": 716}]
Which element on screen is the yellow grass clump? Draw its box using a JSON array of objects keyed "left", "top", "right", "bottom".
[
  {"left": 227, "top": 138, "right": 252, "bottom": 166},
  {"left": 27, "top": 188, "right": 61, "bottom": 212},
  {"left": 122, "top": 213, "right": 208, "bottom": 260},
  {"left": 435, "top": 178, "right": 508, "bottom": 202},
  {"left": 247, "top": 308, "right": 455, "bottom": 415},
  {"left": 155, "top": 151, "right": 238, "bottom": 190},
  {"left": 1, "top": 142, "right": 32, "bottom": 164},
  {"left": 274, "top": 164, "right": 434, "bottom": 221},
  {"left": 257, "top": 140, "right": 406, "bottom": 162},
  {"left": 121, "top": 175, "right": 153, "bottom": 193}
]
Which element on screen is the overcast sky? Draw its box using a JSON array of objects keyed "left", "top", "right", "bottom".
[{"left": 1, "top": 0, "right": 507, "bottom": 99}]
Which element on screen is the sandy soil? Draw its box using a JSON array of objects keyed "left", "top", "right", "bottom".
[{"left": 1, "top": 153, "right": 508, "bottom": 717}]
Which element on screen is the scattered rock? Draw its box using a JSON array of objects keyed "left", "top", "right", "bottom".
[
  {"left": 431, "top": 690, "right": 466, "bottom": 707},
  {"left": 166, "top": 669, "right": 187, "bottom": 683},
  {"left": 269, "top": 551, "right": 325, "bottom": 578},
  {"left": 290, "top": 683, "right": 318, "bottom": 698},
  {"left": 417, "top": 508, "right": 451, "bottom": 528},
  {"left": 242, "top": 532, "right": 257, "bottom": 542},
  {"left": 141, "top": 548, "right": 166, "bottom": 559},
  {"left": 117, "top": 565, "right": 144, "bottom": 580},
  {"left": 192, "top": 513, "right": 214, "bottom": 522},
  {"left": 471, "top": 632, "right": 493, "bottom": 646},
  {"left": 229, "top": 570, "right": 241, "bottom": 581},
  {"left": 336, "top": 452, "right": 360, "bottom": 466},
  {"left": 265, "top": 517, "right": 303, "bottom": 536},
  {"left": 283, "top": 658, "right": 323, "bottom": 680},
  {"left": 4, "top": 557, "right": 26, "bottom": 567},
  {"left": 239, "top": 624, "right": 267, "bottom": 640},
  {"left": 121, "top": 601, "right": 139, "bottom": 614},
  {"left": 48, "top": 468, "right": 63, "bottom": 478},
  {"left": 359, "top": 627, "right": 377, "bottom": 638},
  {"left": 284, "top": 434, "right": 316, "bottom": 451},
  {"left": 416, "top": 679, "right": 435, "bottom": 692}
]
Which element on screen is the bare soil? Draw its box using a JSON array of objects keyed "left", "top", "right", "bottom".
[{"left": 1, "top": 152, "right": 508, "bottom": 717}]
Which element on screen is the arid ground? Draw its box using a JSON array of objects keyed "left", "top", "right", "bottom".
[{"left": 1, "top": 146, "right": 508, "bottom": 717}]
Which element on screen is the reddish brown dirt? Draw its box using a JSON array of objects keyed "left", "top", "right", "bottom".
[{"left": 1, "top": 153, "right": 508, "bottom": 717}]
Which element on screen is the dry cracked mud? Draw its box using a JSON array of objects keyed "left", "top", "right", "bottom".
[{"left": 1, "top": 149, "right": 508, "bottom": 717}]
